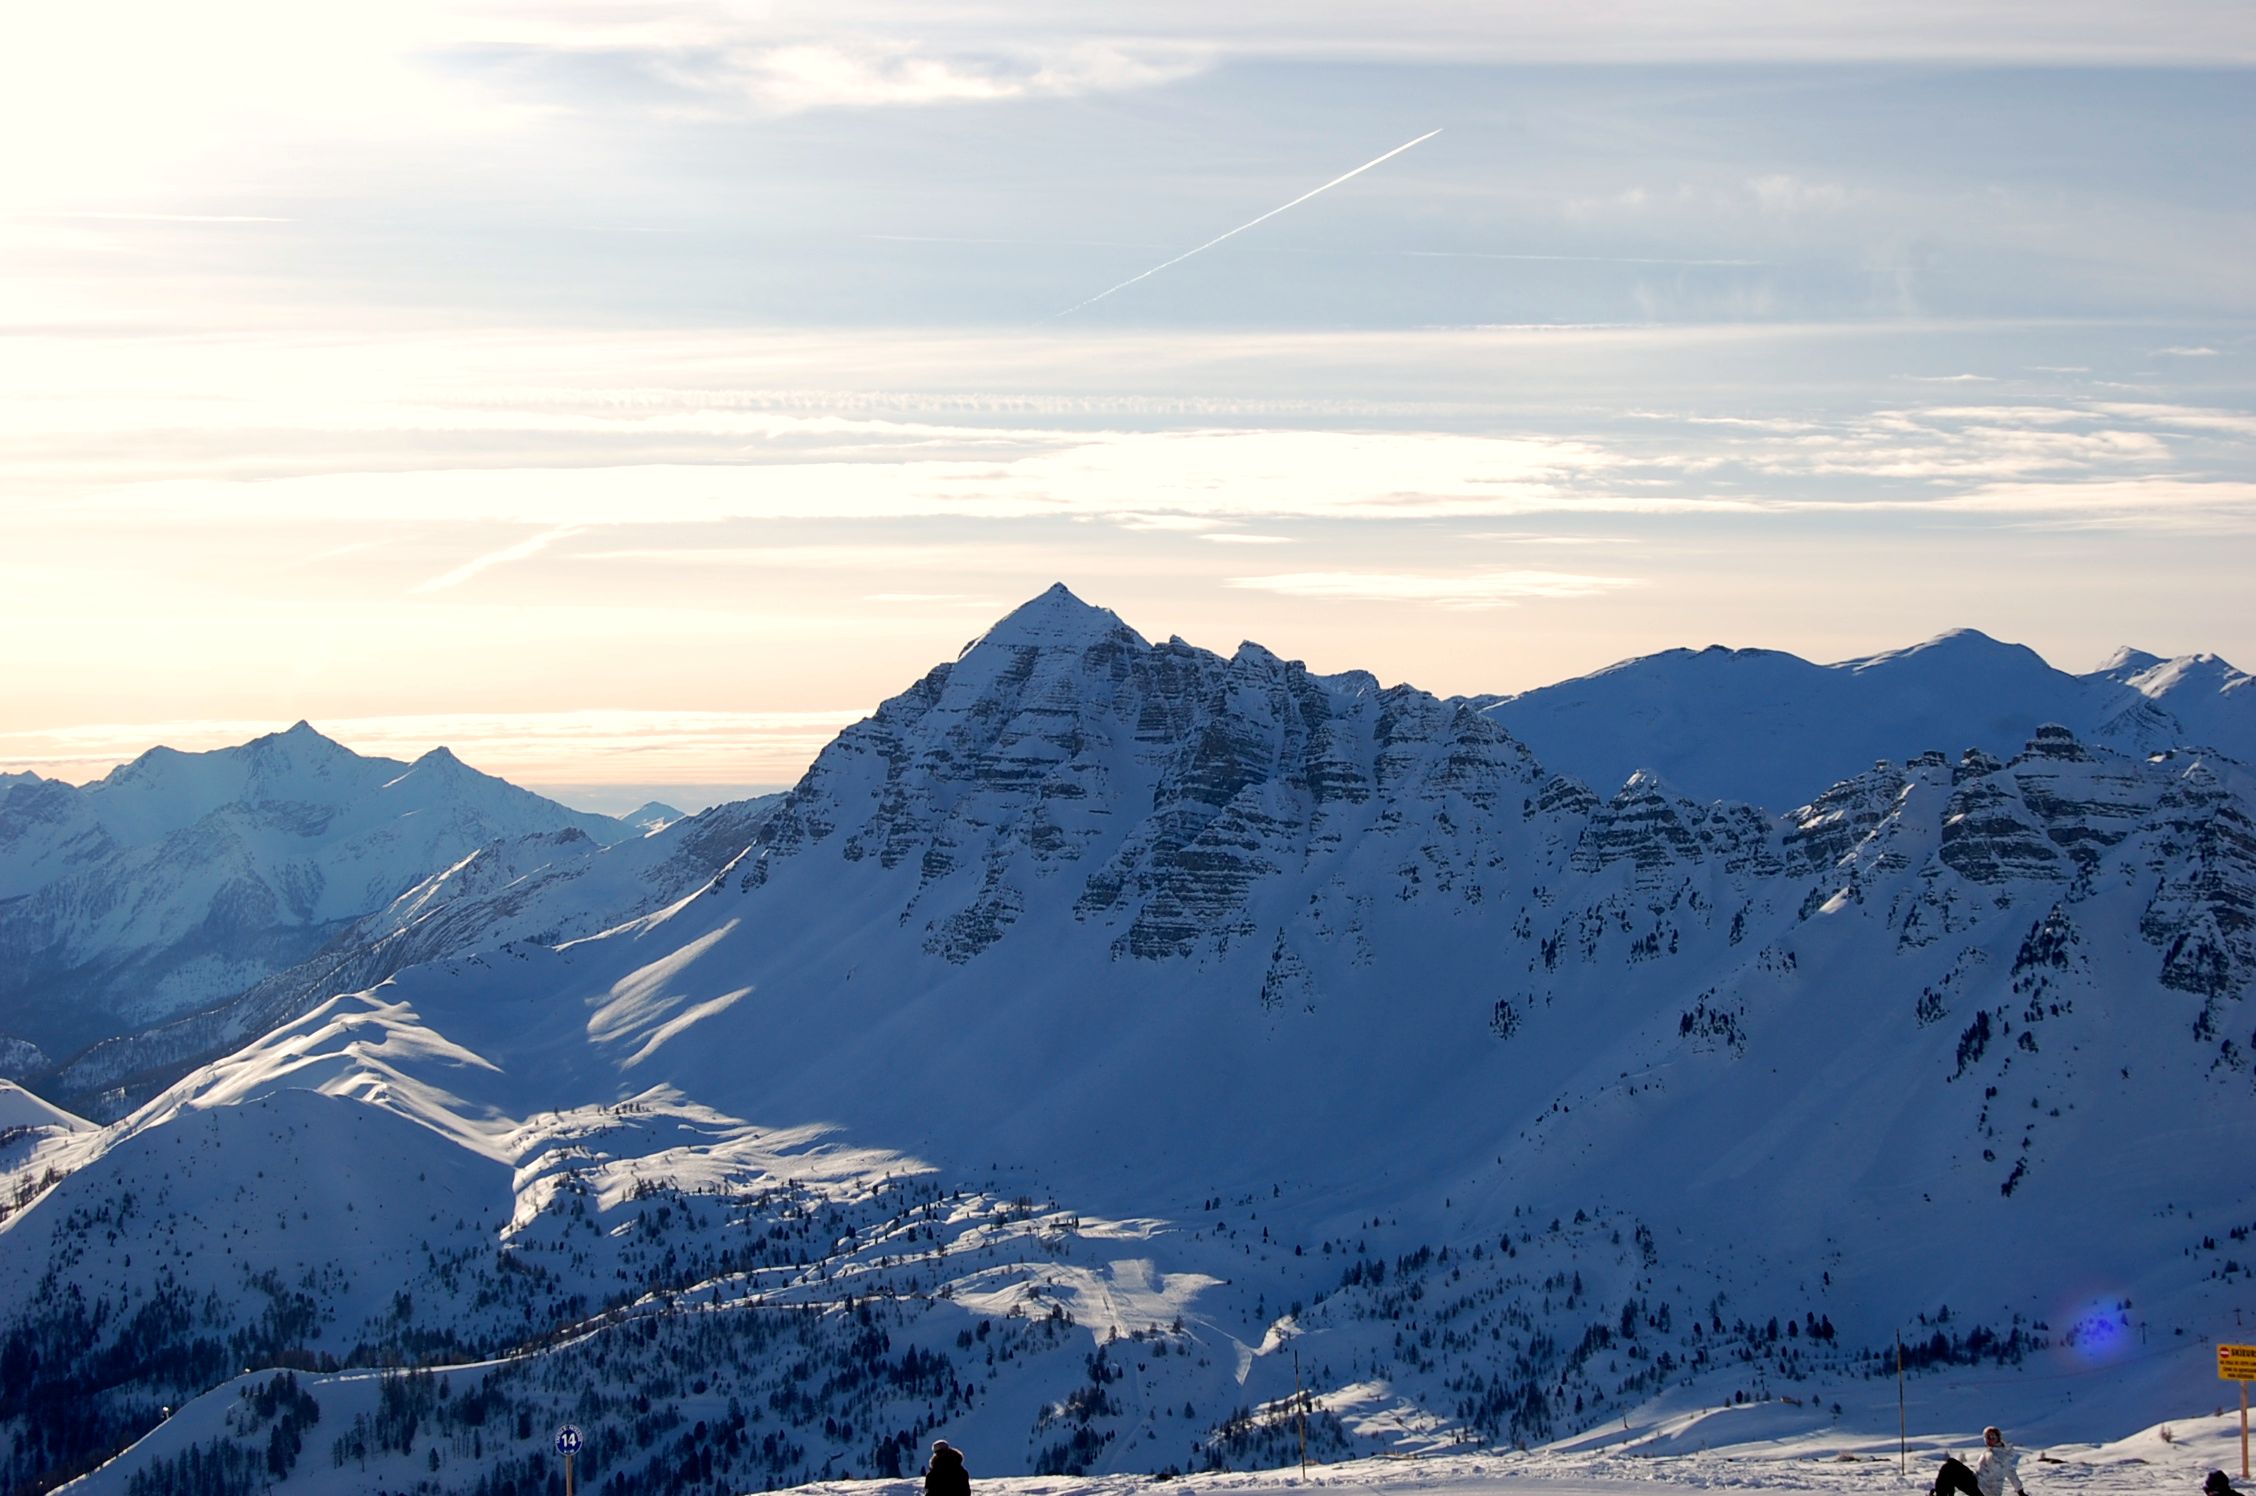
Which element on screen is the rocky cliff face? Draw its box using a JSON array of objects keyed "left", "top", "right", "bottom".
[{"left": 747, "top": 585, "right": 1551, "bottom": 964}]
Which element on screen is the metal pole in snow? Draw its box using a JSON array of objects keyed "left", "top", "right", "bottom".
[
  {"left": 1897, "top": 1331, "right": 1906, "bottom": 1476},
  {"left": 1295, "top": 1348, "right": 1309, "bottom": 1477}
]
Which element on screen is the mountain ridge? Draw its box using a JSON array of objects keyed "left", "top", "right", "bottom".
[
  {"left": 1486, "top": 626, "right": 2247, "bottom": 810},
  {"left": 1, "top": 591, "right": 2252, "bottom": 1496}
]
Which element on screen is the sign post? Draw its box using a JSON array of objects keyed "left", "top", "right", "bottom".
[
  {"left": 2220, "top": 1345, "right": 2256, "bottom": 1479},
  {"left": 556, "top": 1424, "right": 584, "bottom": 1496}
]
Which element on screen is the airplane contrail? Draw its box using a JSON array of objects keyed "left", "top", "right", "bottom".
[{"left": 1047, "top": 127, "right": 1443, "bottom": 320}]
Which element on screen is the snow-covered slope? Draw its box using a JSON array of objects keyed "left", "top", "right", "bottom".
[
  {"left": 31, "top": 792, "right": 782, "bottom": 1119},
  {"left": 4, "top": 589, "right": 2252, "bottom": 1496},
  {"left": 0, "top": 1079, "right": 85, "bottom": 1134},
  {"left": 0, "top": 724, "right": 640, "bottom": 1066},
  {"left": 1483, "top": 629, "right": 2243, "bottom": 811},
  {"left": 2092, "top": 647, "right": 2256, "bottom": 756}
]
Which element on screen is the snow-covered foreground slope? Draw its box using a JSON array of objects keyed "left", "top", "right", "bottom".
[
  {"left": 1486, "top": 629, "right": 2252, "bottom": 811},
  {"left": 57, "top": 1375, "right": 2256, "bottom": 1496},
  {"left": 4, "top": 588, "right": 2253, "bottom": 1496},
  {"left": 0, "top": 724, "right": 645, "bottom": 1075}
]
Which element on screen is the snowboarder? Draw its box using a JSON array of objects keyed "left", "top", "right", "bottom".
[
  {"left": 2206, "top": 1472, "right": 2245, "bottom": 1496},
  {"left": 1931, "top": 1426, "right": 2028, "bottom": 1496},
  {"left": 924, "top": 1439, "right": 969, "bottom": 1496}
]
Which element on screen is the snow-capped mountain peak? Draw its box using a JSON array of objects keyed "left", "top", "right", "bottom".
[
  {"left": 958, "top": 581, "right": 1148, "bottom": 659},
  {"left": 2096, "top": 644, "right": 2167, "bottom": 676},
  {"left": 1841, "top": 624, "right": 2042, "bottom": 674}
]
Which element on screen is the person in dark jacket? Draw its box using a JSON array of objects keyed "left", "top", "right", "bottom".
[
  {"left": 924, "top": 1440, "right": 969, "bottom": 1496},
  {"left": 2206, "top": 1471, "right": 2245, "bottom": 1496}
]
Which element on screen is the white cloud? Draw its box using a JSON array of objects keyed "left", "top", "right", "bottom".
[
  {"left": 2154, "top": 346, "right": 2222, "bottom": 357},
  {"left": 1226, "top": 569, "right": 1642, "bottom": 609},
  {"left": 2088, "top": 403, "right": 2256, "bottom": 439},
  {"left": 1924, "top": 478, "right": 2256, "bottom": 516},
  {"left": 1723, "top": 408, "right": 2177, "bottom": 482},
  {"left": 1759, "top": 477, "right": 2256, "bottom": 530},
  {"left": 1746, "top": 173, "right": 1859, "bottom": 216},
  {"left": 658, "top": 39, "right": 1210, "bottom": 114},
  {"left": 1916, "top": 406, "right": 2091, "bottom": 425},
  {"left": 1461, "top": 532, "right": 1641, "bottom": 545},
  {"left": 80, "top": 428, "right": 1647, "bottom": 531}
]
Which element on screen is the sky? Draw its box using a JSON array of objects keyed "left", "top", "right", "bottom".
[{"left": 3, "top": 2, "right": 2253, "bottom": 800}]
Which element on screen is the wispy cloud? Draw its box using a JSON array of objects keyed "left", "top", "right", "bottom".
[
  {"left": 1461, "top": 532, "right": 1641, "bottom": 545},
  {"left": 413, "top": 524, "right": 586, "bottom": 593},
  {"left": 1226, "top": 568, "right": 1641, "bottom": 609},
  {"left": 1766, "top": 477, "right": 2256, "bottom": 531},
  {"left": 13, "top": 211, "right": 293, "bottom": 223},
  {"left": 2154, "top": 346, "right": 2221, "bottom": 357},
  {"left": 444, "top": 4, "right": 2256, "bottom": 71},
  {"left": 1403, "top": 249, "right": 1770, "bottom": 268},
  {"left": 863, "top": 592, "right": 1010, "bottom": 607},
  {"left": 652, "top": 39, "right": 1210, "bottom": 114},
  {"left": 2088, "top": 402, "right": 2256, "bottom": 439}
]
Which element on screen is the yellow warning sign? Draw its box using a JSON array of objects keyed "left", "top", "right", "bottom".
[{"left": 2221, "top": 1344, "right": 2256, "bottom": 1381}]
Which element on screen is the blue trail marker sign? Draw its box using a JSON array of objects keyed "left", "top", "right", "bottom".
[{"left": 557, "top": 1424, "right": 584, "bottom": 1496}]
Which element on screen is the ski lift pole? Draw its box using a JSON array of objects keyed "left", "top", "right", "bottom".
[
  {"left": 1897, "top": 1331, "right": 1906, "bottom": 1476},
  {"left": 1299, "top": 1353, "right": 1317, "bottom": 1480}
]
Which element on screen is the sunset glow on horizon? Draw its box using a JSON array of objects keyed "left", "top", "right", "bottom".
[{"left": 5, "top": 4, "right": 2251, "bottom": 794}]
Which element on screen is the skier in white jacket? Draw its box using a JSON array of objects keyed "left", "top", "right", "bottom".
[{"left": 1931, "top": 1426, "right": 2028, "bottom": 1496}]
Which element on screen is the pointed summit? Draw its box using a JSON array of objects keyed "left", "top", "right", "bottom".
[
  {"left": 958, "top": 584, "right": 1149, "bottom": 659},
  {"left": 382, "top": 744, "right": 483, "bottom": 791},
  {"left": 2095, "top": 646, "right": 2165, "bottom": 678},
  {"left": 246, "top": 720, "right": 351, "bottom": 756}
]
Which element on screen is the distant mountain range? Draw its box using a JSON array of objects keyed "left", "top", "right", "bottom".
[
  {"left": 1484, "top": 628, "right": 2253, "bottom": 811},
  {"left": 1, "top": 588, "right": 2249, "bottom": 1496},
  {"left": 0, "top": 725, "right": 648, "bottom": 1075}
]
